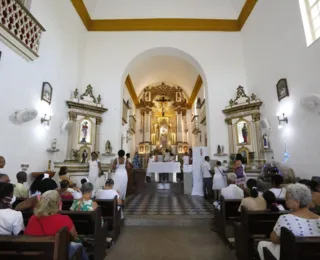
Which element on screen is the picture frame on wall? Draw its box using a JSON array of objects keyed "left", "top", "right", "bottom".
[
  {"left": 41, "top": 82, "right": 53, "bottom": 104},
  {"left": 276, "top": 78, "right": 289, "bottom": 101}
]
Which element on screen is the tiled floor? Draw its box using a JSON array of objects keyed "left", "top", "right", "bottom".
[
  {"left": 107, "top": 226, "right": 237, "bottom": 260},
  {"left": 124, "top": 184, "right": 213, "bottom": 216}
]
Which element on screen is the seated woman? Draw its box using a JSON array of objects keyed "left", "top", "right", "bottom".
[
  {"left": 309, "top": 180, "right": 320, "bottom": 213},
  {"left": 58, "top": 180, "right": 74, "bottom": 199},
  {"left": 15, "top": 178, "right": 58, "bottom": 211},
  {"left": 269, "top": 174, "right": 286, "bottom": 199},
  {"left": 29, "top": 174, "right": 45, "bottom": 197},
  {"left": 262, "top": 190, "right": 285, "bottom": 212},
  {"left": 238, "top": 179, "right": 266, "bottom": 212},
  {"left": 24, "top": 190, "right": 88, "bottom": 260},
  {"left": 70, "top": 182, "right": 97, "bottom": 211},
  {"left": 0, "top": 183, "right": 24, "bottom": 235},
  {"left": 58, "top": 166, "right": 73, "bottom": 185},
  {"left": 258, "top": 183, "right": 320, "bottom": 260}
]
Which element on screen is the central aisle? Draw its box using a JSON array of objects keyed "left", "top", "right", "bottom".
[{"left": 107, "top": 226, "right": 236, "bottom": 260}]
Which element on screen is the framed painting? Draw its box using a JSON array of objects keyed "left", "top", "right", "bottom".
[
  {"left": 78, "top": 118, "right": 93, "bottom": 144},
  {"left": 41, "top": 82, "right": 53, "bottom": 104},
  {"left": 276, "top": 78, "right": 289, "bottom": 101}
]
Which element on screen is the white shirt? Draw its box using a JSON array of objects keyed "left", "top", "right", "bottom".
[
  {"left": 157, "top": 155, "right": 163, "bottom": 162},
  {"left": 269, "top": 188, "right": 286, "bottom": 199},
  {"left": 0, "top": 209, "right": 25, "bottom": 235},
  {"left": 201, "top": 161, "right": 212, "bottom": 178},
  {"left": 183, "top": 156, "right": 190, "bottom": 165},
  {"left": 221, "top": 184, "right": 244, "bottom": 199},
  {"left": 96, "top": 189, "right": 119, "bottom": 200},
  {"left": 72, "top": 190, "right": 82, "bottom": 199}
]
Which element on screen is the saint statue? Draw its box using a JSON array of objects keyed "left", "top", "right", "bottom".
[
  {"left": 81, "top": 149, "right": 88, "bottom": 163},
  {"left": 81, "top": 121, "right": 89, "bottom": 143},
  {"left": 51, "top": 138, "right": 57, "bottom": 150},
  {"left": 105, "top": 140, "right": 112, "bottom": 154},
  {"left": 263, "top": 134, "right": 269, "bottom": 149},
  {"left": 242, "top": 123, "right": 248, "bottom": 143},
  {"left": 217, "top": 145, "right": 222, "bottom": 155}
]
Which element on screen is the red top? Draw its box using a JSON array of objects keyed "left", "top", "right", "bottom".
[{"left": 25, "top": 214, "right": 73, "bottom": 236}]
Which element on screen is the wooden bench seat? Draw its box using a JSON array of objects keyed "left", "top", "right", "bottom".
[
  {"left": 60, "top": 207, "right": 107, "bottom": 260},
  {"left": 95, "top": 197, "right": 122, "bottom": 242},
  {"left": 263, "top": 227, "right": 320, "bottom": 260},
  {"left": 0, "top": 227, "right": 81, "bottom": 260},
  {"left": 233, "top": 206, "right": 288, "bottom": 260}
]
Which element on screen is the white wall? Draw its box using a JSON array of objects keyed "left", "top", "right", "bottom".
[
  {"left": 81, "top": 32, "right": 247, "bottom": 159},
  {"left": 84, "top": 0, "right": 239, "bottom": 19},
  {"left": 241, "top": 0, "right": 320, "bottom": 178},
  {"left": 0, "top": 0, "right": 86, "bottom": 182}
]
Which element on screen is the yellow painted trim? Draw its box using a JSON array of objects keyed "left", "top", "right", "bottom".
[
  {"left": 238, "top": 0, "right": 258, "bottom": 29},
  {"left": 125, "top": 75, "right": 139, "bottom": 108},
  {"left": 188, "top": 75, "right": 203, "bottom": 109},
  {"left": 71, "top": 0, "right": 257, "bottom": 32},
  {"left": 70, "top": 0, "right": 91, "bottom": 30},
  {"left": 90, "top": 19, "right": 240, "bottom": 32}
]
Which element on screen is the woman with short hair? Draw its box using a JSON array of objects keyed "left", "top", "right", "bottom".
[
  {"left": 112, "top": 150, "right": 130, "bottom": 200},
  {"left": 238, "top": 179, "right": 266, "bottom": 212},
  {"left": 70, "top": 182, "right": 97, "bottom": 211},
  {"left": 25, "top": 190, "right": 88, "bottom": 260},
  {"left": 258, "top": 183, "right": 320, "bottom": 260},
  {"left": 269, "top": 174, "right": 286, "bottom": 199}
]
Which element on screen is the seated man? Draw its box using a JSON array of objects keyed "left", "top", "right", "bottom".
[
  {"left": 213, "top": 173, "right": 244, "bottom": 209},
  {"left": 14, "top": 171, "right": 29, "bottom": 199}
]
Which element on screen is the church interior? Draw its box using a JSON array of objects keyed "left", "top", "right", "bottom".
[{"left": 0, "top": 0, "right": 320, "bottom": 259}]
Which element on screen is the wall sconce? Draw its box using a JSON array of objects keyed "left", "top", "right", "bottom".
[
  {"left": 277, "top": 113, "right": 288, "bottom": 129},
  {"left": 41, "top": 114, "right": 52, "bottom": 126}
]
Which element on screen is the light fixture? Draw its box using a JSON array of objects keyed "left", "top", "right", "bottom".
[
  {"left": 277, "top": 113, "right": 288, "bottom": 129},
  {"left": 41, "top": 114, "right": 52, "bottom": 126}
]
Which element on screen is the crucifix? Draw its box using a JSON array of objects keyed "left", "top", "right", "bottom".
[{"left": 156, "top": 96, "right": 171, "bottom": 116}]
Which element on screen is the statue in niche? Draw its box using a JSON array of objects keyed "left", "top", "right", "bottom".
[
  {"left": 242, "top": 123, "right": 248, "bottom": 143},
  {"left": 217, "top": 145, "right": 222, "bottom": 154},
  {"left": 81, "top": 149, "right": 88, "bottom": 163},
  {"left": 105, "top": 140, "right": 112, "bottom": 154},
  {"left": 51, "top": 138, "right": 57, "bottom": 150},
  {"left": 79, "top": 119, "right": 92, "bottom": 144},
  {"left": 221, "top": 145, "right": 225, "bottom": 154},
  {"left": 263, "top": 134, "right": 269, "bottom": 149}
]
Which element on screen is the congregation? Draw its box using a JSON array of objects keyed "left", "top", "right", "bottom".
[{"left": 0, "top": 151, "right": 131, "bottom": 260}]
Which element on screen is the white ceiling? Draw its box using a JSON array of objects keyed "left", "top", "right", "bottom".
[
  {"left": 83, "top": 0, "right": 246, "bottom": 20},
  {"left": 128, "top": 55, "right": 199, "bottom": 97}
]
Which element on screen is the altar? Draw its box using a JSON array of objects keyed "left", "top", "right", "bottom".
[{"left": 147, "top": 162, "right": 181, "bottom": 183}]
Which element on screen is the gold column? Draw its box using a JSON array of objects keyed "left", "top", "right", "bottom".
[
  {"left": 95, "top": 118, "right": 102, "bottom": 153},
  {"left": 66, "top": 112, "right": 77, "bottom": 160}
]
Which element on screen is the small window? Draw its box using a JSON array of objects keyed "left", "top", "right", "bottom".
[{"left": 299, "top": 0, "right": 320, "bottom": 46}]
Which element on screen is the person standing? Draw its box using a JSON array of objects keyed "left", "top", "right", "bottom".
[
  {"left": 88, "top": 152, "right": 102, "bottom": 190},
  {"left": 212, "top": 161, "right": 227, "bottom": 200},
  {"left": 234, "top": 153, "right": 246, "bottom": 188},
  {"left": 112, "top": 150, "right": 130, "bottom": 201},
  {"left": 182, "top": 152, "right": 190, "bottom": 165},
  {"left": 201, "top": 156, "right": 213, "bottom": 199}
]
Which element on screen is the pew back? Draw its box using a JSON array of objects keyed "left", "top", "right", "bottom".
[
  {"left": 0, "top": 227, "right": 71, "bottom": 260},
  {"left": 61, "top": 199, "right": 74, "bottom": 211}
]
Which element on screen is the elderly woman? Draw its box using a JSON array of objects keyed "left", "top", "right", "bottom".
[
  {"left": 70, "top": 182, "right": 97, "bottom": 211},
  {"left": 238, "top": 179, "right": 266, "bottom": 212},
  {"left": 24, "top": 190, "right": 88, "bottom": 260},
  {"left": 258, "top": 183, "right": 320, "bottom": 260}
]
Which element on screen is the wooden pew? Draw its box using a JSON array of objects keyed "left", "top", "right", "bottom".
[
  {"left": 263, "top": 227, "right": 320, "bottom": 260},
  {"left": 0, "top": 227, "right": 81, "bottom": 260},
  {"left": 95, "top": 197, "right": 122, "bottom": 242},
  {"left": 233, "top": 206, "right": 288, "bottom": 260},
  {"left": 60, "top": 206, "right": 107, "bottom": 260},
  {"left": 214, "top": 196, "right": 241, "bottom": 244},
  {"left": 61, "top": 199, "right": 74, "bottom": 211}
]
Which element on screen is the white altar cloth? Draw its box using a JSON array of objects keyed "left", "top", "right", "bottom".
[{"left": 147, "top": 162, "right": 181, "bottom": 183}]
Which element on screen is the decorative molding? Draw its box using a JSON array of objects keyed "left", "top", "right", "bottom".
[
  {"left": 125, "top": 75, "right": 139, "bottom": 107},
  {"left": 71, "top": 0, "right": 257, "bottom": 32},
  {"left": 188, "top": 75, "right": 203, "bottom": 108},
  {"left": 70, "top": 0, "right": 91, "bottom": 30},
  {"left": 90, "top": 18, "right": 240, "bottom": 32},
  {"left": 66, "top": 101, "right": 108, "bottom": 114},
  {"left": 238, "top": 0, "right": 258, "bottom": 29}
]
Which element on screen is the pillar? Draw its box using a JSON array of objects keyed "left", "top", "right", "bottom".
[
  {"left": 177, "top": 111, "right": 183, "bottom": 142},
  {"left": 66, "top": 112, "right": 77, "bottom": 160},
  {"left": 226, "top": 119, "right": 235, "bottom": 155},
  {"left": 144, "top": 109, "right": 151, "bottom": 143},
  {"left": 253, "top": 114, "right": 263, "bottom": 160},
  {"left": 95, "top": 118, "right": 102, "bottom": 153}
]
